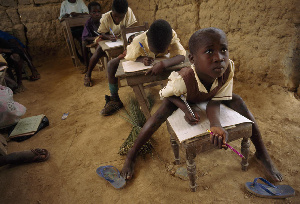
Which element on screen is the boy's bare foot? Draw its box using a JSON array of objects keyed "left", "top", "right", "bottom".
[
  {"left": 255, "top": 152, "right": 283, "bottom": 182},
  {"left": 29, "top": 70, "right": 40, "bottom": 81},
  {"left": 15, "top": 84, "right": 26, "bottom": 93},
  {"left": 0, "top": 149, "right": 49, "bottom": 166},
  {"left": 121, "top": 158, "right": 135, "bottom": 180},
  {"left": 84, "top": 75, "right": 92, "bottom": 87}
]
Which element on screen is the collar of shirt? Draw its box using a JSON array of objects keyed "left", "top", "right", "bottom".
[{"left": 191, "top": 64, "right": 219, "bottom": 93}]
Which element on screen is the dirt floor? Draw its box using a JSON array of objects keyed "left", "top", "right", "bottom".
[{"left": 0, "top": 56, "right": 299, "bottom": 203}]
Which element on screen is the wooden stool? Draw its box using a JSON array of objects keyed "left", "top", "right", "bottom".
[{"left": 166, "top": 122, "right": 252, "bottom": 192}]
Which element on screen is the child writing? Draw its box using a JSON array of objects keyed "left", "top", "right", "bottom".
[
  {"left": 100, "top": 19, "right": 186, "bottom": 116},
  {"left": 81, "top": 1, "right": 102, "bottom": 74},
  {"left": 121, "top": 27, "right": 283, "bottom": 183},
  {"left": 84, "top": 0, "right": 137, "bottom": 87}
]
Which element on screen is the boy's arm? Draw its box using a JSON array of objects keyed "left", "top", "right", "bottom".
[
  {"left": 167, "top": 96, "right": 200, "bottom": 125},
  {"left": 206, "top": 100, "right": 228, "bottom": 149},
  {"left": 146, "top": 55, "right": 185, "bottom": 76}
]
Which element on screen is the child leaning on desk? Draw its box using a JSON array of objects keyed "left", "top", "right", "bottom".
[
  {"left": 84, "top": 0, "right": 137, "bottom": 86},
  {"left": 100, "top": 19, "right": 186, "bottom": 116},
  {"left": 120, "top": 27, "right": 283, "bottom": 183}
]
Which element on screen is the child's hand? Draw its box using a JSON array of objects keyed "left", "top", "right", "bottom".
[
  {"left": 145, "top": 61, "right": 164, "bottom": 75},
  {"left": 210, "top": 126, "right": 228, "bottom": 149},
  {"left": 184, "top": 109, "right": 200, "bottom": 125},
  {"left": 109, "top": 35, "right": 117, "bottom": 42},
  {"left": 142, "top": 57, "right": 154, "bottom": 66},
  {"left": 70, "top": 12, "right": 79, "bottom": 17}
]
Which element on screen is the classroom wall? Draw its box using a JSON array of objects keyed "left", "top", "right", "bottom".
[
  {"left": 0, "top": 0, "right": 111, "bottom": 56},
  {"left": 0, "top": 0, "right": 299, "bottom": 91},
  {"left": 129, "top": 0, "right": 299, "bottom": 91}
]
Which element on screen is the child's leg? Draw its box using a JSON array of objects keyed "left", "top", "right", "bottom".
[
  {"left": 84, "top": 46, "right": 106, "bottom": 87},
  {"left": 9, "top": 54, "right": 25, "bottom": 92},
  {"left": 81, "top": 40, "right": 89, "bottom": 73},
  {"left": 121, "top": 98, "right": 178, "bottom": 180},
  {"left": 222, "top": 93, "right": 283, "bottom": 181},
  {"left": 100, "top": 57, "right": 123, "bottom": 116}
]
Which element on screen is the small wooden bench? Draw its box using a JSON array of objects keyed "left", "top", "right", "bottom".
[{"left": 166, "top": 121, "right": 252, "bottom": 192}]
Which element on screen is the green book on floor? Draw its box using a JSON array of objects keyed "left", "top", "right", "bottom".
[{"left": 9, "top": 114, "right": 45, "bottom": 138}]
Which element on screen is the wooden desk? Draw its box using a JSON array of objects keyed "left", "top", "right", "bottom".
[
  {"left": 116, "top": 56, "right": 190, "bottom": 119},
  {"left": 98, "top": 40, "right": 124, "bottom": 71},
  {"left": 167, "top": 122, "right": 252, "bottom": 192},
  {"left": 60, "top": 15, "right": 90, "bottom": 68}
]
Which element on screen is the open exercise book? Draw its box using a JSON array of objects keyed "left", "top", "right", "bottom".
[
  {"left": 105, "top": 32, "right": 145, "bottom": 48},
  {"left": 167, "top": 102, "right": 253, "bottom": 143},
  {"left": 9, "top": 114, "right": 45, "bottom": 138},
  {"left": 122, "top": 53, "right": 170, "bottom": 73}
]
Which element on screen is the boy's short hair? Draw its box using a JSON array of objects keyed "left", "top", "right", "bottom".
[
  {"left": 112, "top": 0, "right": 128, "bottom": 14},
  {"left": 189, "top": 27, "right": 227, "bottom": 55},
  {"left": 147, "top": 19, "right": 172, "bottom": 52},
  {"left": 88, "top": 1, "right": 101, "bottom": 12}
]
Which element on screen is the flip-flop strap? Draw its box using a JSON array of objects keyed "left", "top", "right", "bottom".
[
  {"left": 253, "top": 177, "right": 280, "bottom": 196},
  {"left": 100, "top": 165, "right": 120, "bottom": 183}
]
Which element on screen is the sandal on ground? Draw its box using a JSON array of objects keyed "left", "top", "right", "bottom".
[
  {"left": 96, "top": 165, "right": 126, "bottom": 189},
  {"left": 84, "top": 75, "right": 92, "bottom": 87},
  {"left": 29, "top": 73, "right": 41, "bottom": 81},
  {"left": 245, "top": 177, "right": 295, "bottom": 198},
  {"left": 25, "top": 148, "right": 50, "bottom": 163}
]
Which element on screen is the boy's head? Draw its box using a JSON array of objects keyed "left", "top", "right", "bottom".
[
  {"left": 88, "top": 2, "right": 101, "bottom": 21},
  {"left": 188, "top": 27, "right": 229, "bottom": 81},
  {"left": 146, "top": 19, "right": 172, "bottom": 54},
  {"left": 68, "top": 0, "right": 76, "bottom": 3},
  {"left": 111, "top": 0, "right": 128, "bottom": 25}
]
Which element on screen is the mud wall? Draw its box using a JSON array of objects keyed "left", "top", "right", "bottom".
[
  {"left": 0, "top": 0, "right": 299, "bottom": 90},
  {"left": 0, "top": 0, "right": 110, "bottom": 56}
]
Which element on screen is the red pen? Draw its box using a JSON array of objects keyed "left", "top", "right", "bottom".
[{"left": 206, "top": 129, "right": 245, "bottom": 159}]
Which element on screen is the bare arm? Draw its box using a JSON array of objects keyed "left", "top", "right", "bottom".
[
  {"left": 167, "top": 96, "right": 200, "bottom": 125},
  {"left": 206, "top": 100, "right": 228, "bottom": 149},
  {"left": 146, "top": 55, "right": 185, "bottom": 75}
]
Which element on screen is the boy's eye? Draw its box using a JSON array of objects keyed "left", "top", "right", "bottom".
[
  {"left": 205, "top": 49, "right": 213, "bottom": 54},
  {"left": 221, "top": 48, "right": 228, "bottom": 53}
]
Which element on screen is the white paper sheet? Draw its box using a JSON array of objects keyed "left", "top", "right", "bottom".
[
  {"left": 167, "top": 102, "right": 253, "bottom": 143},
  {"left": 105, "top": 39, "right": 123, "bottom": 48},
  {"left": 122, "top": 61, "right": 152, "bottom": 72}
]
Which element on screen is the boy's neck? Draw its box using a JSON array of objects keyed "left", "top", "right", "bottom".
[{"left": 200, "top": 79, "right": 213, "bottom": 92}]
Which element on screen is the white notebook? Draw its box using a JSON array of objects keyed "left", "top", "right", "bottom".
[{"left": 167, "top": 102, "right": 253, "bottom": 143}]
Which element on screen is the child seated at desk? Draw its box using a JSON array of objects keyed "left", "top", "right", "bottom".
[
  {"left": 59, "top": 0, "right": 89, "bottom": 20},
  {"left": 84, "top": 0, "right": 137, "bottom": 86},
  {"left": 81, "top": 1, "right": 102, "bottom": 74},
  {"left": 59, "top": 0, "right": 89, "bottom": 63},
  {"left": 121, "top": 27, "right": 283, "bottom": 183},
  {"left": 100, "top": 19, "right": 186, "bottom": 116}
]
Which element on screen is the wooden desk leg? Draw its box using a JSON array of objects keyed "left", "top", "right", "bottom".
[
  {"left": 170, "top": 135, "right": 180, "bottom": 165},
  {"left": 131, "top": 85, "right": 151, "bottom": 119},
  {"left": 186, "top": 146, "right": 197, "bottom": 192},
  {"left": 241, "top": 137, "right": 250, "bottom": 171}
]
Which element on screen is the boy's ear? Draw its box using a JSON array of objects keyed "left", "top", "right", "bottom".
[{"left": 188, "top": 53, "right": 194, "bottom": 64}]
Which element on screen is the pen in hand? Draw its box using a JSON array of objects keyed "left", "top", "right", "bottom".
[
  {"left": 180, "top": 95, "right": 196, "bottom": 119},
  {"left": 139, "top": 42, "right": 149, "bottom": 57},
  {"left": 109, "top": 27, "right": 116, "bottom": 38},
  {"left": 206, "top": 129, "right": 245, "bottom": 159},
  {"left": 93, "top": 31, "right": 100, "bottom": 36}
]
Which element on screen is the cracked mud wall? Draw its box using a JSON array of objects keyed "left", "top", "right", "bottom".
[
  {"left": 0, "top": 0, "right": 299, "bottom": 90},
  {"left": 0, "top": 0, "right": 110, "bottom": 57}
]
